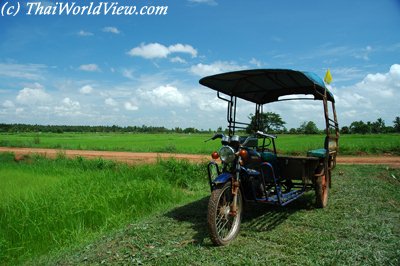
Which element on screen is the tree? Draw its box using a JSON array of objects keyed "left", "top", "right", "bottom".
[
  {"left": 174, "top": 127, "right": 183, "bottom": 133},
  {"left": 350, "top": 121, "right": 370, "bottom": 134},
  {"left": 246, "top": 112, "right": 286, "bottom": 133},
  {"left": 340, "top": 126, "right": 350, "bottom": 134},
  {"left": 304, "top": 121, "right": 319, "bottom": 134},
  {"left": 183, "top": 127, "right": 198, "bottom": 134},
  {"left": 393, "top": 116, "right": 400, "bottom": 133},
  {"left": 297, "top": 121, "right": 319, "bottom": 134},
  {"left": 371, "top": 118, "right": 385, "bottom": 133}
]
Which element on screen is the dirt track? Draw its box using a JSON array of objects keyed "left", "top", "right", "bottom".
[{"left": 1, "top": 147, "right": 400, "bottom": 168}]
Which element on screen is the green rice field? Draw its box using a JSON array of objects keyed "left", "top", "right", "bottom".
[
  {"left": 0, "top": 153, "right": 208, "bottom": 264},
  {"left": 1, "top": 132, "right": 399, "bottom": 155}
]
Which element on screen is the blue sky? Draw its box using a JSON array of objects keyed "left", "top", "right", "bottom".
[{"left": 1, "top": 0, "right": 399, "bottom": 130}]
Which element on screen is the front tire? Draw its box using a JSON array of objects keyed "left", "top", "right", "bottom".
[{"left": 207, "top": 181, "right": 243, "bottom": 246}]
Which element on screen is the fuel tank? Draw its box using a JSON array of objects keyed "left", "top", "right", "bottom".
[{"left": 242, "top": 148, "right": 262, "bottom": 168}]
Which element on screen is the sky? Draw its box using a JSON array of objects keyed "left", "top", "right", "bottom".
[{"left": 0, "top": 0, "right": 399, "bottom": 130}]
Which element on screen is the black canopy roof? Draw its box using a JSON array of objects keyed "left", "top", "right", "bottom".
[{"left": 199, "top": 69, "right": 335, "bottom": 104}]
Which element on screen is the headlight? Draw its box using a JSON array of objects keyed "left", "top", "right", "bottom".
[{"left": 218, "top": 146, "right": 235, "bottom": 163}]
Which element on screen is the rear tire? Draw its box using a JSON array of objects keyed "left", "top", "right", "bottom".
[
  {"left": 207, "top": 182, "right": 243, "bottom": 246},
  {"left": 315, "top": 173, "right": 329, "bottom": 208}
]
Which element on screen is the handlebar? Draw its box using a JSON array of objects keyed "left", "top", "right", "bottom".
[
  {"left": 205, "top": 131, "right": 276, "bottom": 143},
  {"left": 204, "top": 133, "right": 225, "bottom": 142},
  {"left": 256, "top": 130, "right": 277, "bottom": 139}
]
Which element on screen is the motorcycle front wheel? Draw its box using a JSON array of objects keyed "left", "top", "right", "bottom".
[{"left": 207, "top": 181, "right": 243, "bottom": 246}]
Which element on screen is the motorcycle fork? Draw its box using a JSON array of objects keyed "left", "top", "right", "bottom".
[{"left": 229, "top": 162, "right": 241, "bottom": 216}]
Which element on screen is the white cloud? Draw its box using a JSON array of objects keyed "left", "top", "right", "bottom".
[
  {"left": 128, "top": 42, "right": 197, "bottom": 59},
  {"left": 80, "top": 85, "right": 94, "bottom": 94},
  {"left": 168, "top": 44, "right": 197, "bottom": 58},
  {"left": 128, "top": 43, "right": 170, "bottom": 59},
  {"left": 2, "top": 100, "right": 14, "bottom": 108},
  {"left": 102, "top": 26, "right": 120, "bottom": 34},
  {"left": 0, "top": 63, "right": 46, "bottom": 80},
  {"left": 389, "top": 64, "right": 400, "bottom": 79},
  {"left": 62, "top": 97, "right": 80, "bottom": 108},
  {"left": 195, "top": 93, "right": 227, "bottom": 112},
  {"left": 138, "top": 85, "right": 190, "bottom": 107},
  {"left": 333, "top": 64, "right": 400, "bottom": 127},
  {"left": 79, "top": 64, "right": 100, "bottom": 72},
  {"left": 190, "top": 61, "right": 245, "bottom": 77},
  {"left": 105, "top": 98, "right": 117, "bottom": 106},
  {"left": 55, "top": 98, "right": 81, "bottom": 115},
  {"left": 16, "top": 107, "right": 24, "bottom": 114},
  {"left": 78, "top": 30, "right": 94, "bottom": 36},
  {"left": 249, "top": 58, "right": 262, "bottom": 67},
  {"left": 170, "top": 57, "right": 186, "bottom": 64},
  {"left": 16, "top": 86, "right": 51, "bottom": 104},
  {"left": 124, "top": 101, "right": 139, "bottom": 111}
]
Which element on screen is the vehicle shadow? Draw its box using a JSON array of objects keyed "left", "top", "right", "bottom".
[
  {"left": 164, "top": 196, "right": 210, "bottom": 245},
  {"left": 165, "top": 193, "right": 316, "bottom": 245},
  {"left": 241, "top": 193, "right": 315, "bottom": 232}
]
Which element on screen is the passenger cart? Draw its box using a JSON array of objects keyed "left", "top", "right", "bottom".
[{"left": 200, "top": 69, "right": 339, "bottom": 246}]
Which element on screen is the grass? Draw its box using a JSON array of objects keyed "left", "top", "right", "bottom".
[
  {"left": 0, "top": 153, "right": 208, "bottom": 264},
  {"left": 49, "top": 164, "right": 400, "bottom": 265},
  {"left": 1, "top": 132, "right": 400, "bottom": 155},
  {"left": 0, "top": 132, "right": 216, "bottom": 154},
  {"left": 337, "top": 134, "right": 400, "bottom": 155},
  {"left": 1, "top": 153, "right": 399, "bottom": 265}
]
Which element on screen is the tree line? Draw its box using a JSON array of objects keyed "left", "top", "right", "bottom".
[
  {"left": 0, "top": 124, "right": 209, "bottom": 134},
  {"left": 283, "top": 118, "right": 399, "bottom": 135},
  {"left": 0, "top": 115, "right": 399, "bottom": 134},
  {"left": 341, "top": 117, "right": 400, "bottom": 134},
  {"left": 246, "top": 113, "right": 400, "bottom": 134}
]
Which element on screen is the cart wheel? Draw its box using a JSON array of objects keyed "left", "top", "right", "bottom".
[
  {"left": 315, "top": 173, "right": 329, "bottom": 208},
  {"left": 207, "top": 182, "right": 242, "bottom": 246}
]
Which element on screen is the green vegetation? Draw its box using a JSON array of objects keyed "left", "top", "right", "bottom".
[
  {"left": 338, "top": 134, "right": 400, "bottom": 155},
  {"left": 247, "top": 112, "right": 286, "bottom": 133},
  {"left": 0, "top": 132, "right": 218, "bottom": 154},
  {"left": 345, "top": 117, "right": 400, "bottom": 134},
  {"left": 1, "top": 152, "right": 399, "bottom": 265},
  {"left": 1, "top": 132, "right": 399, "bottom": 155},
  {"left": 277, "top": 133, "right": 400, "bottom": 155},
  {"left": 2, "top": 115, "right": 399, "bottom": 134},
  {"left": 0, "top": 123, "right": 206, "bottom": 134},
  {"left": 49, "top": 165, "right": 399, "bottom": 265},
  {"left": 0, "top": 153, "right": 208, "bottom": 264}
]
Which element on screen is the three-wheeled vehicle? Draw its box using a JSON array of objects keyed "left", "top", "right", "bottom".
[{"left": 200, "top": 69, "right": 339, "bottom": 246}]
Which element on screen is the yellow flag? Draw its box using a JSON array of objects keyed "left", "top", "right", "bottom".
[{"left": 324, "top": 69, "right": 333, "bottom": 84}]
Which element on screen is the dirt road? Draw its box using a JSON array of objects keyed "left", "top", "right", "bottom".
[{"left": 1, "top": 147, "right": 400, "bottom": 167}]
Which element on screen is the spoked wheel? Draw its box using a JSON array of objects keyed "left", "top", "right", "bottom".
[
  {"left": 315, "top": 173, "right": 329, "bottom": 208},
  {"left": 207, "top": 182, "right": 243, "bottom": 246}
]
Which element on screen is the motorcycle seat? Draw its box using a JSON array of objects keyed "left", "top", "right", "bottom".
[
  {"left": 307, "top": 148, "right": 327, "bottom": 158},
  {"left": 260, "top": 152, "right": 277, "bottom": 162}
]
